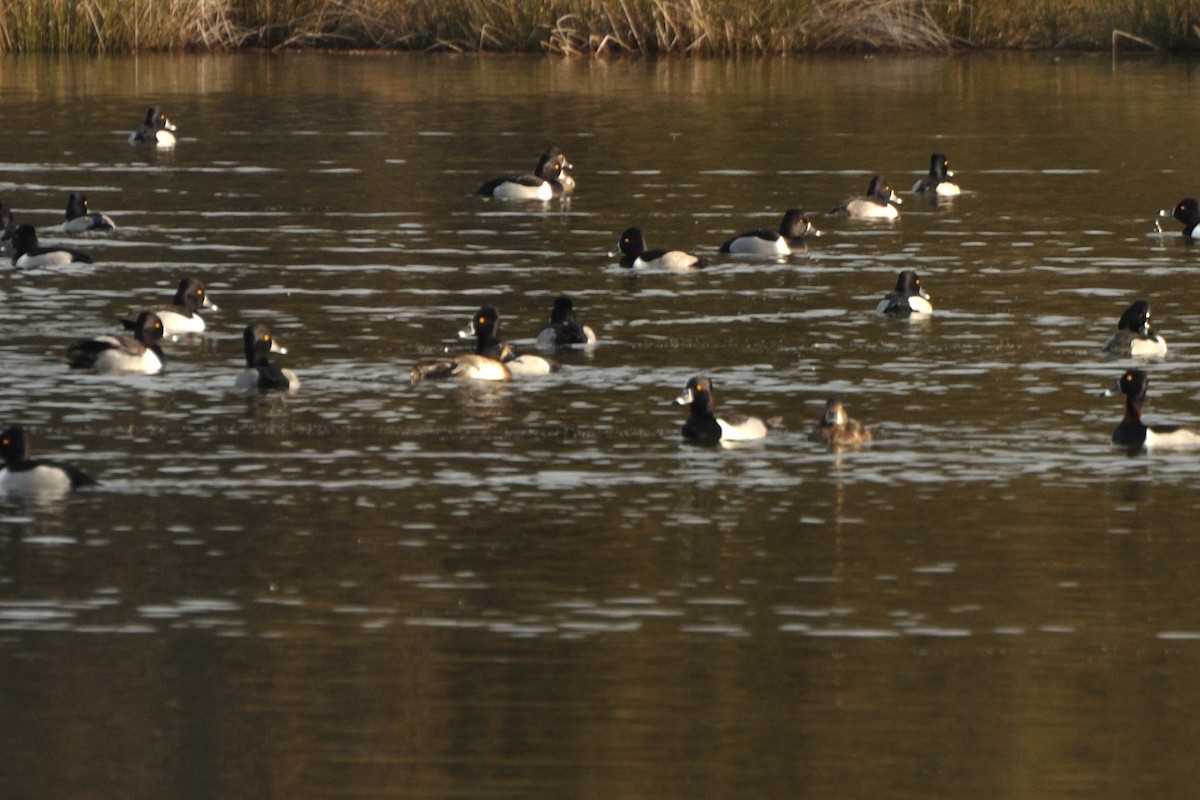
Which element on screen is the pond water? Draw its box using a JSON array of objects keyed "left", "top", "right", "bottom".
[{"left": 3, "top": 51, "right": 1200, "bottom": 798}]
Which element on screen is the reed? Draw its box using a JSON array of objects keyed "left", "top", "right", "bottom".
[{"left": 0, "top": 0, "right": 1196, "bottom": 54}]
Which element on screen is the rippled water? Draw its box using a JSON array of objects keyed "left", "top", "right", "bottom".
[{"left": 4, "top": 52, "right": 1200, "bottom": 798}]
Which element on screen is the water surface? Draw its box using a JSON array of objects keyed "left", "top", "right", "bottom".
[{"left": 3, "top": 52, "right": 1200, "bottom": 799}]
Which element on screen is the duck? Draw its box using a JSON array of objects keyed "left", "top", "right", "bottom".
[
  {"left": 1159, "top": 197, "right": 1200, "bottom": 239},
  {"left": 62, "top": 193, "right": 116, "bottom": 233},
  {"left": 477, "top": 148, "right": 572, "bottom": 200},
  {"left": 411, "top": 317, "right": 512, "bottom": 383},
  {"left": 876, "top": 270, "right": 933, "bottom": 316},
  {"left": 0, "top": 425, "right": 95, "bottom": 497},
  {"left": 121, "top": 277, "right": 216, "bottom": 336},
  {"left": 460, "top": 305, "right": 557, "bottom": 376},
  {"left": 541, "top": 146, "right": 576, "bottom": 195},
  {"left": 809, "top": 398, "right": 872, "bottom": 448},
  {"left": 610, "top": 227, "right": 705, "bottom": 270},
  {"left": 829, "top": 175, "right": 902, "bottom": 219},
  {"left": 536, "top": 295, "right": 596, "bottom": 347},
  {"left": 10, "top": 224, "right": 94, "bottom": 268},
  {"left": 674, "top": 375, "right": 771, "bottom": 446},
  {"left": 411, "top": 352, "right": 510, "bottom": 383},
  {"left": 1100, "top": 300, "right": 1167, "bottom": 357},
  {"left": 911, "top": 153, "right": 961, "bottom": 197},
  {"left": 65, "top": 311, "right": 164, "bottom": 374},
  {"left": 234, "top": 323, "right": 300, "bottom": 393},
  {"left": 1104, "top": 369, "right": 1200, "bottom": 451},
  {"left": 718, "top": 209, "right": 818, "bottom": 256},
  {"left": 129, "top": 106, "right": 177, "bottom": 148}
]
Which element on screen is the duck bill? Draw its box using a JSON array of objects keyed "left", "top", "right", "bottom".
[
  {"left": 1100, "top": 378, "right": 1122, "bottom": 397},
  {"left": 674, "top": 388, "right": 694, "bottom": 405},
  {"left": 1157, "top": 208, "right": 1173, "bottom": 219},
  {"left": 270, "top": 338, "right": 288, "bottom": 355},
  {"left": 457, "top": 321, "right": 476, "bottom": 340},
  {"left": 606, "top": 244, "right": 622, "bottom": 258}
]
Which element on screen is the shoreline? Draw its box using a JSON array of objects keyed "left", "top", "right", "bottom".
[{"left": 1, "top": 1, "right": 1197, "bottom": 56}]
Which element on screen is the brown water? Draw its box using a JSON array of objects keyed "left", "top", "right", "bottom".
[{"left": 3, "top": 51, "right": 1200, "bottom": 799}]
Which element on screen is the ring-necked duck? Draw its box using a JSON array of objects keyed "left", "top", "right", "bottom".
[
  {"left": 411, "top": 353, "right": 510, "bottom": 383},
  {"left": 674, "top": 375, "right": 771, "bottom": 446},
  {"left": 460, "top": 305, "right": 557, "bottom": 375},
  {"left": 1100, "top": 300, "right": 1167, "bottom": 357},
  {"left": 536, "top": 295, "right": 597, "bottom": 347},
  {"left": 809, "top": 398, "right": 872, "bottom": 449},
  {"left": 0, "top": 425, "right": 95, "bottom": 496},
  {"left": 610, "top": 227, "right": 705, "bottom": 270},
  {"left": 1104, "top": 369, "right": 1200, "bottom": 451},
  {"left": 411, "top": 315, "right": 512, "bottom": 384},
  {"left": 719, "top": 208, "right": 818, "bottom": 256},
  {"left": 911, "top": 153, "right": 961, "bottom": 197},
  {"left": 542, "top": 146, "right": 576, "bottom": 195},
  {"left": 122, "top": 277, "right": 216, "bottom": 336},
  {"left": 10, "top": 224, "right": 94, "bottom": 268},
  {"left": 477, "top": 147, "right": 573, "bottom": 200},
  {"left": 829, "top": 175, "right": 902, "bottom": 219},
  {"left": 234, "top": 323, "right": 300, "bottom": 393},
  {"left": 63, "top": 193, "right": 116, "bottom": 233},
  {"left": 129, "top": 106, "right": 177, "bottom": 148},
  {"left": 66, "top": 311, "right": 164, "bottom": 374},
  {"left": 876, "top": 270, "right": 933, "bottom": 316},
  {"left": 1159, "top": 198, "right": 1200, "bottom": 239}
]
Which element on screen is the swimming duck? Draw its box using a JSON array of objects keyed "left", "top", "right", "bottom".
[
  {"left": 129, "top": 106, "right": 177, "bottom": 148},
  {"left": 65, "top": 311, "right": 164, "bottom": 374},
  {"left": 410, "top": 308, "right": 513, "bottom": 383},
  {"left": 542, "top": 146, "right": 576, "bottom": 195},
  {"left": 10, "top": 224, "right": 94, "bottom": 268},
  {"left": 911, "top": 153, "right": 961, "bottom": 197},
  {"left": 809, "top": 398, "right": 872, "bottom": 448},
  {"left": 829, "top": 175, "right": 902, "bottom": 219},
  {"left": 0, "top": 425, "right": 95, "bottom": 496},
  {"left": 536, "top": 295, "right": 596, "bottom": 347},
  {"left": 63, "top": 193, "right": 116, "bottom": 233},
  {"left": 234, "top": 323, "right": 300, "bottom": 393},
  {"left": 410, "top": 352, "right": 510, "bottom": 383},
  {"left": 1100, "top": 300, "right": 1167, "bottom": 357},
  {"left": 876, "top": 270, "right": 933, "bottom": 316},
  {"left": 610, "top": 227, "right": 705, "bottom": 270},
  {"left": 121, "top": 277, "right": 216, "bottom": 336},
  {"left": 460, "top": 305, "right": 557, "bottom": 375},
  {"left": 1104, "top": 369, "right": 1200, "bottom": 451},
  {"left": 718, "top": 209, "right": 818, "bottom": 256},
  {"left": 1159, "top": 198, "right": 1200, "bottom": 239},
  {"left": 674, "top": 375, "right": 771, "bottom": 446},
  {"left": 477, "top": 148, "right": 572, "bottom": 200}
]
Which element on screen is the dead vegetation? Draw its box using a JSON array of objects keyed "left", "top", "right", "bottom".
[{"left": 0, "top": 0, "right": 1194, "bottom": 54}]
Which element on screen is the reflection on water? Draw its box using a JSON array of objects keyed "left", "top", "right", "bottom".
[{"left": 3, "top": 52, "right": 1200, "bottom": 798}]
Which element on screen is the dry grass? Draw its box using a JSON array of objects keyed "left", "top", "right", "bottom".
[{"left": 0, "top": 0, "right": 1196, "bottom": 54}]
